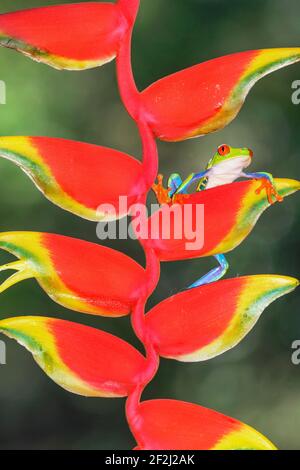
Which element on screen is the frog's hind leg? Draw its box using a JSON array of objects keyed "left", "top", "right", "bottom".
[
  {"left": 168, "top": 173, "right": 183, "bottom": 197},
  {"left": 188, "top": 254, "right": 229, "bottom": 289}
]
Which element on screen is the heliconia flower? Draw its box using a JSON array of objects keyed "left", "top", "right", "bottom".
[
  {"left": 133, "top": 399, "right": 277, "bottom": 450},
  {"left": 0, "top": 136, "right": 148, "bottom": 221},
  {"left": 146, "top": 275, "right": 298, "bottom": 362},
  {"left": 0, "top": 232, "right": 148, "bottom": 317},
  {"left": 0, "top": 2, "right": 130, "bottom": 70},
  {"left": 143, "top": 178, "right": 300, "bottom": 261},
  {"left": 141, "top": 48, "right": 300, "bottom": 141},
  {"left": 0, "top": 316, "right": 147, "bottom": 397}
]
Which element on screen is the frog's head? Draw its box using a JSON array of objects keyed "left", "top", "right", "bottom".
[{"left": 207, "top": 144, "right": 253, "bottom": 170}]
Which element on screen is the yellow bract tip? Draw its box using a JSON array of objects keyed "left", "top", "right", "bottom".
[{"left": 274, "top": 178, "right": 300, "bottom": 198}]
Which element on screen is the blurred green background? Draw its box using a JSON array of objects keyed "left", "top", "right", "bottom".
[{"left": 0, "top": 0, "right": 299, "bottom": 450}]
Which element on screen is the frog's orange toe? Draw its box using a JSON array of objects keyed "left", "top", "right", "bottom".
[
  {"left": 255, "top": 178, "right": 283, "bottom": 205},
  {"left": 156, "top": 174, "right": 164, "bottom": 185},
  {"left": 152, "top": 174, "right": 171, "bottom": 205}
]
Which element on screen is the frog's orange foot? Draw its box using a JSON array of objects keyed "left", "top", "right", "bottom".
[
  {"left": 152, "top": 174, "right": 171, "bottom": 205},
  {"left": 172, "top": 193, "right": 190, "bottom": 205},
  {"left": 255, "top": 178, "right": 283, "bottom": 205}
]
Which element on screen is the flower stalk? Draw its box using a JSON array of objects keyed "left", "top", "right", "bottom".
[{"left": 116, "top": 0, "right": 161, "bottom": 437}]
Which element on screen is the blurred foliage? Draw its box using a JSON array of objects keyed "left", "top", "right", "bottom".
[{"left": 0, "top": 0, "right": 299, "bottom": 450}]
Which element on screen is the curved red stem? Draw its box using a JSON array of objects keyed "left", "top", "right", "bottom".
[
  {"left": 115, "top": 0, "right": 160, "bottom": 442},
  {"left": 126, "top": 247, "right": 160, "bottom": 438},
  {"left": 116, "top": 4, "right": 140, "bottom": 121},
  {"left": 138, "top": 119, "right": 159, "bottom": 189},
  {"left": 117, "top": 1, "right": 158, "bottom": 187},
  {"left": 117, "top": 0, "right": 140, "bottom": 24}
]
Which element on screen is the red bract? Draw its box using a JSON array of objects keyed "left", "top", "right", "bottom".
[
  {"left": 132, "top": 400, "right": 276, "bottom": 450},
  {"left": 146, "top": 275, "right": 299, "bottom": 362},
  {"left": 143, "top": 178, "right": 299, "bottom": 261},
  {"left": 0, "top": 2, "right": 128, "bottom": 70},
  {"left": 0, "top": 136, "right": 148, "bottom": 221},
  {"left": 142, "top": 48, "right": 300, "bottom": 141},
  {"left": 0, "top": 316, "right": 146, "bottom": 397},
  {"left": 0, "top": 232, "right": 148, "bottom": 317}
]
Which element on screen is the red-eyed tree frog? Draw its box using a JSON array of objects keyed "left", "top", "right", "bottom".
[{"left": 152, "top": 144, "right": 283, "bottom": 289}]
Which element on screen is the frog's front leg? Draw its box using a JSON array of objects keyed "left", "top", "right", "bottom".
[
  {"left": 152, "top": 173, "right": 189, "bottom": 205},
  {"left": 169, "top": 173, "right": 193, "bottom": 204},
  {"left": 242, "top": 171, "right": 283, "bottom": 205},
  {"left": 188, "top": 254, "right": 229, "bottom": 289},
  {"left": 168, "top": 173, "right": 183, "bottom": 197},
  {"left": 175, "top": 170, "right": 210, "bottom": 195}
]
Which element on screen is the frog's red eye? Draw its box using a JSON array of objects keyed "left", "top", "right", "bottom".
[{"left": 218, "top": 144, "right": 230, "bottom": 156}]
